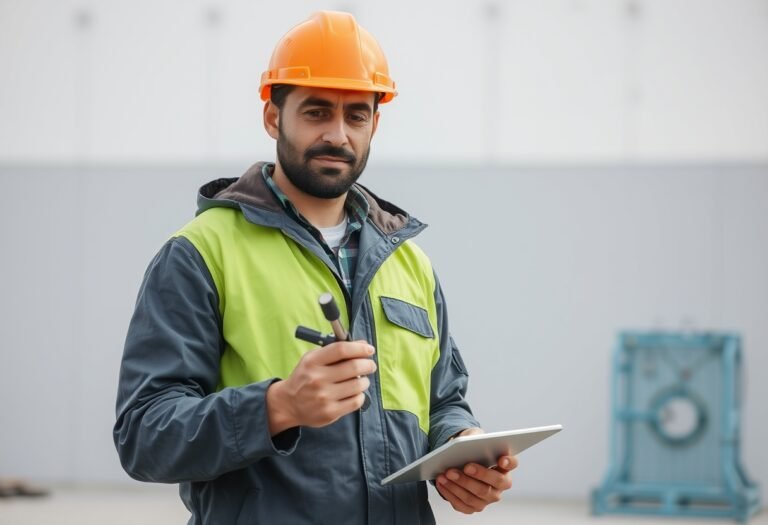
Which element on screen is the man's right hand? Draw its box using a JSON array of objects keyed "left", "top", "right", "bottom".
[{"left": 266, "top": 340, "right": 376, "bottom": 435}]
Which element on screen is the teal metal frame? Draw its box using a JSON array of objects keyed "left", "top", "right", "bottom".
[{"left": 592, "top": 331, "right": 760, "bottom": 522}]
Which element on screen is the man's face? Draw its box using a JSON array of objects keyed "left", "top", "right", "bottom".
[{"left": 270, "top": 87, "right": 379, "bottom": 199}]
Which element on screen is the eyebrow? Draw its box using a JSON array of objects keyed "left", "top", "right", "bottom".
[{"left": 298, "top": 97, "right": 373, "bottom": 114}]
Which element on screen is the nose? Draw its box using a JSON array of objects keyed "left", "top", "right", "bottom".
[{"left": 321, "top": 114, "right": 348, "bottom": 146}]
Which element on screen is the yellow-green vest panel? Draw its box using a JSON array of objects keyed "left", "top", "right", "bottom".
[{"left": 176, "top": 207, "right": 439, "bottom": 435}]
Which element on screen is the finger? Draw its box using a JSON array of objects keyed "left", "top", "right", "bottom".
[
  {"left": 329, "top": 375, "right": 371, "bottom": 400},
  {"left": 464, "top": 463, "right": 512, "bottom": 492},
  {"left": 438, "top": 471, "right": 489, "bottom": 509},
  {"left": 314, "top": 391, "right": 368, "bottom": 424},
  {"left": 326, "top": 357, "right": 377, "bottom": 382},
  {"left": 449, "top": 467, "right": 504, "bottom": 502},
  {"left": 435, "top": 477, "right": 476, "bottom": 514},
  {"left": 495, "top": 455, "right": 518, "bottom": 474},
  {"left": 303, "top": 394, "right": 365, "bottom": 427},
  {"left": 313, "top": 341, "right": 375, "bottom": 365},
  {"left": 336, "top": 392, "right": 368, "bottom": 413}
]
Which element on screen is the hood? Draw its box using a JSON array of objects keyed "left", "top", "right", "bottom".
[{"left": 196, "top": 162, "right": 423, "bottom": 236}]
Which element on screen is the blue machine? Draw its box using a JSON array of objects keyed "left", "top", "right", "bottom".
[{"left": 592, "top": 331, "right": 760, "bottom": 522}]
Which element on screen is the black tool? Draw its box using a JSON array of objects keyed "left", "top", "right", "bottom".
[
  {"left": 294, "top": 326, "right": 336, "bottom": 347},
  {"left": 295, "top": 292, "right": 371, "bottom": 411}
]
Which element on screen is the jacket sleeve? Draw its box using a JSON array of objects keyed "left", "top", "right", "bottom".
[
  {"left": 113, "top": 236, "right": 300, "bottom": 483},
  {"left": 427, "top": 272, "right": 481, "bottom": 451}
]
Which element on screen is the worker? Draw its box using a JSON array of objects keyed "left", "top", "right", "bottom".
[{"left": 114, "top": 11, "right": 516, "bottom": 524}]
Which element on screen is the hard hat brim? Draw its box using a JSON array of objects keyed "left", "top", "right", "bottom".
[{"left": 260, "top": 75, "right": 397, "bottom": 104}]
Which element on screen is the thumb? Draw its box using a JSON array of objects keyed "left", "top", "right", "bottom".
[{"left": 495, "top": 455, "right": 518, "bottom": 474}]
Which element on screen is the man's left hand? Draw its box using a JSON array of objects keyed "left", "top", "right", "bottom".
[{"left": 435, "top": 428, "right": 518, "bottom": 514}]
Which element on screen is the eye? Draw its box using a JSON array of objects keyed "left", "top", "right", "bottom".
[
  {"left": 348, "top": 113, "right": 370, "bottom": 124},
  {"left": 304, "top": 109, "right": 329, "bottom": 119}
]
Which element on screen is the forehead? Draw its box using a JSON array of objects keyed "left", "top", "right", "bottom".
[{"left": 287, "top": 86, "right": 377, "bottom": 107}]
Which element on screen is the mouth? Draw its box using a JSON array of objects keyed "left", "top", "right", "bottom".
[{"left": 311, "top": 155, "right": 352, "bottom": 165}]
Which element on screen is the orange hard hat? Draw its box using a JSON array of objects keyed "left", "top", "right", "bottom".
[{"left": 259, "top": 11, "right": 397, "bottom": 103}]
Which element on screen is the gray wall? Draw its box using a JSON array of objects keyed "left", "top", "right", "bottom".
[
  {"left": 1, "top": 162, "right": 765, "bottom": 497},
  {"left": 2, "top": 0, "right": 767, "bottom": 501},
  {"left": 2, "top": 0, "right": 768, "bottom": 164}
]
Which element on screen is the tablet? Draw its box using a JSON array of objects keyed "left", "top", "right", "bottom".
[{"left": 381, "top": 424, "right": 562, "bottom": 485}]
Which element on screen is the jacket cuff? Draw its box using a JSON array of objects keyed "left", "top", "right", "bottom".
[
  {"left": 429, "top": 416, "right": 481, "bottom": 452},
  {"left": 229, "top": 380, "right": 302, "bottom": 460}
]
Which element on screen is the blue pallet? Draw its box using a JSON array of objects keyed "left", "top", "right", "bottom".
[{"left": 592, "top": 332, "right": 760, "bottom": 522}]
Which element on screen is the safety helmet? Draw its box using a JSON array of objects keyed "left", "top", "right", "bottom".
[{"left": 259, "top": 11, "right": 397, "bottom": 103}]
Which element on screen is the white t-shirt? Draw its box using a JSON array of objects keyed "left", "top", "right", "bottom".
[{"left": 318, "top": 215, "right": 348, "bottom": 251}]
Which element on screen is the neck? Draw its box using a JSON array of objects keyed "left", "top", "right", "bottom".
[{"left": 271, "top": 164, "right": 347, "bottom": 228}]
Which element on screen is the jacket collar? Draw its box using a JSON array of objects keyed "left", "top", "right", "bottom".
[{"left": 196, "top": 162, "right": 426, "bottom": 239}]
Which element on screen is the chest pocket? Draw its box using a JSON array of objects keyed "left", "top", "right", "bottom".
[
  {"left": 380, "top": 297, "right": 434, "bottom": 338},
  {"left": 375, "top": 295, "right": 439, "bottom": 435}
]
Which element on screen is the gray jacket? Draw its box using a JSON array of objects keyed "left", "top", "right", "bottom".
[{"left": 114, "top": 163, "right": 480, "bottom": 524}]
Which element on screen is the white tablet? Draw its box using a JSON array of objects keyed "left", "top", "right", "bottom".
[{"left": 381, "top": 424, "right": 563, "bottom": 485}]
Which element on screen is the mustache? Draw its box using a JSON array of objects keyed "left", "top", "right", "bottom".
[{"left": 304, "top": 145, "right": 356, "bottom": 164}]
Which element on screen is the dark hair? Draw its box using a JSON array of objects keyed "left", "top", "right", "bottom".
[
  {"left": 269, "top": 84, "right": 380, "bottom": 113},
  {"left": 269, "top": 84, "right": 297, "bottom": 110}
]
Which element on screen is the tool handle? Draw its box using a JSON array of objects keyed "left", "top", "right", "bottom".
[
  {"left": 319, "top": 292, "right": 340, "bottom": 321},
  {"left": 319, "top": 292, "right": 349, "bottom": 341},
  {"left": 295, "top": 326, "right": 337, "bottom": 347}
]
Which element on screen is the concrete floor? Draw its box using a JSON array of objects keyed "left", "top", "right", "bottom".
[{"left": 0, "top": 484, "right": 764, "bottom": 524}]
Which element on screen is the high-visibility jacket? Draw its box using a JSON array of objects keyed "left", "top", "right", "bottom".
[{"left": 114, "top": 162, "right": 479, "bottom": 524}]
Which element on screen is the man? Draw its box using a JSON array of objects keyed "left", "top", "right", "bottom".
[{"left": 114, "top": 11, "right": 516, "bottom": 524}]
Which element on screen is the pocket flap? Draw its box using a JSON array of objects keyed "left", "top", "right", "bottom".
[{"left": 380, "top": 296, "right": 435, "bottom": 339}]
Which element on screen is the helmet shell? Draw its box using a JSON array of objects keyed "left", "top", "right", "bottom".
[{"left": 260, "top": 11, "right": 397, "bottom": 103}]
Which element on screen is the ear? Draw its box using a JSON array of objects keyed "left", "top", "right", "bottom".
[{"left": 263, "top": 101, "right": 279, "bottom": 140}]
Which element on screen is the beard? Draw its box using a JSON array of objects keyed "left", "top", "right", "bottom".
[{"left": 276, "top": 124, "right": 371, "bottom": 199}]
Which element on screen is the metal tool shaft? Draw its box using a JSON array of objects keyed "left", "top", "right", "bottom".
[{"left": 319, "top": 292, "right": 349, "bottom": 341}]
